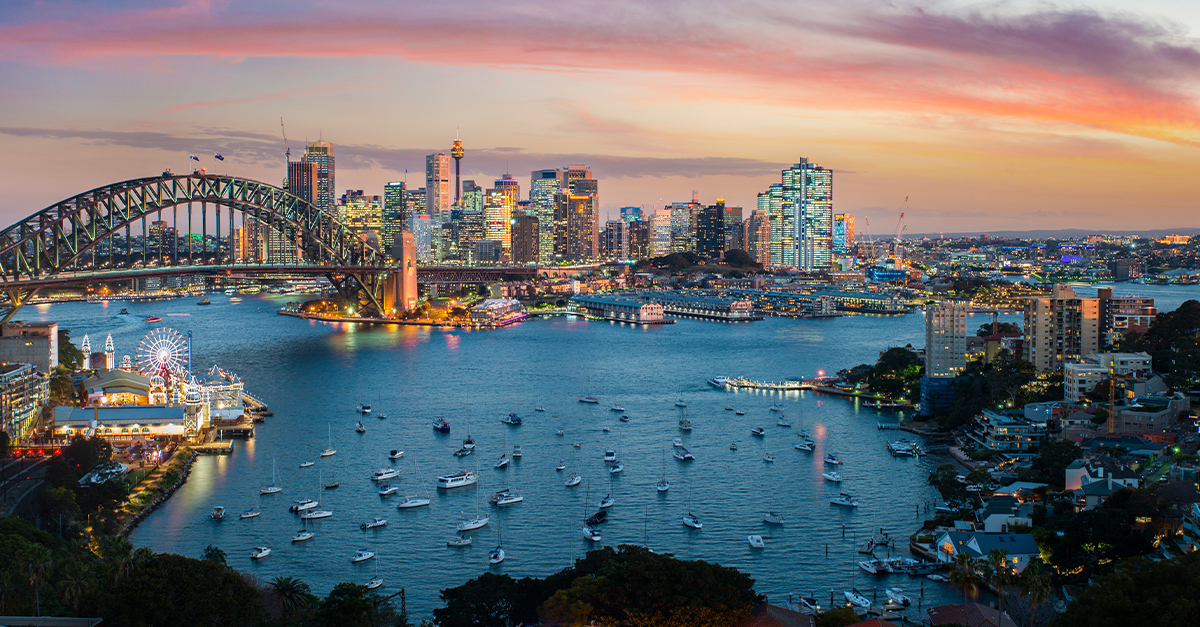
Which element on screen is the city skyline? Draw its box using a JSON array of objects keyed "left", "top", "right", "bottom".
[{"left": 3, "top": 1, "right": 1200, "bottom": 232}]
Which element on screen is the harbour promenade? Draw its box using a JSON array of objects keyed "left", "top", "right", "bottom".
[{"left": 708, "top": 376, "right": 915, "bottom": 409}]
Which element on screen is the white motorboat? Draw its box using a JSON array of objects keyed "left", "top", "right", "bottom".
[
  {"left": 794, "top": 440, "right": 814, "bottom": 452},
  {"left": 603, "top": 449, "right": 617, "bottom": 463},
  {"left": 673, "top": 448, "right": 694, "bottom": 461},
  {"left": 768, "top": 404, "right": 783, "bottom": 412},
  {"left": 453, "top": 447, "right": 473, "bottom": 457},
  {"left": 602, "top": 426, "right": 611, "bottom": 432},
  {"left": 378, "top": 484, "right": 398, "bottom": 496},
  {"left": 396, "top": 495, "right": 431, "bottom": 509},
  {"left": 724, "top": 406, "right": 734, "bottom": 411},
  {"left": 747, "top": 535, "right": 765, "bottom": 549},
  {"left": 829, "top": 493, "right": 859, "bottom": 508},
  {"left": 240, "top": 508, "right": 260, "bottom": 519},
  {"left": 730, "top": 443, "right": 738, "bottom": 450},
  {"left": 457, "top": 515, "right": 490, "bottom": 531},
  {"left": 494, "top": 493, "right": 523, "bottom": 506},
  {"left": 572, "top": 441, "right": 582, "bottom": 449},
  {"left": 292, "top": 529, "right": 313, "bottom": 542},
  {"left": 823, "top": 453, "right": 843, "bottom": 465},
  {"left": 360, "top": 517, "right": 388, "bottom": 530},
  {"left": 750, "top": 427, "right": 765, "bottom": 437},
  {"left": 357, "top": 404, "right": 371, "bottom": 414},
  {"left": 735, "top": 410, "right": 745, "bottom": 415},
  {"left": 927, "top": 574, "right": 948, "bottom": 582},
  {"left": 618, "top": 415, "right": 631, "bottom": 422},
  {"left": 609, "top": 462, "right": 624, "bottom": 474},
  {"left": 494, "top": 455, "right": 510, "bottom": 469},
  {"left": 371, "top": 468, "right": 400, "bottom": 482},
  {"left": 611, "top": 404, "right": 625, "bottom": 411},
  {"left": 211, "top": 506, "right": 226, "bottom": 520},
  {"left": 799, "top": 597, "right": 820, "bottom": 613},
  {"left": 535, "top": 406, "right": 546, "bottom": 412},
  {"left": 512, "top": 445, "right": 522, "bottom": 459},
  {"left": 301, "top": 510, "right": 333, "bottom": 520},
  {"left": 859, "top": 559, "right": 888, "bottom": 574},
  {"left": 447, "top": 536, "right": 473, "bottom": 547},
  {"left": 251, "top": 546, "right": 271, "bottom": 560},
  {"left": 377, "top": 414, "right": 387, "bottom": 420},
  {"left": 823, "top": 471, "right": 842, "bottom": 482},
  {"left": 564, "top": 472, "right": 582, "bottom": 487},
  {"left": 578, "top": 395, "right": 599, "bottom": 404},
  {"left": 885, "top": 587, "right": 912, "bottom": 606},
  {"left": 762, "top": 512, "right": 784, "bottom": 525},
  {"left": 351, "top": 549, "right": 375, "bottom": 563},
  {"left": 672, "top": 437, "right": 683, "bottom": 447},
  {"left": 678, "top": 419, "right": 692, "bottom": 432},
  {"left": 300, "top": 460, "right": 315, "bottom": 468},
  {"left": 555, "top": 460, "right": 567, "bottom": 471},
  {"left": 763, "top": 453, "right": 775, "bottom": 462},
  {"left": 388, "top": 450, "right": 404, "bottom": 459},
  {"left": 682, "top": 512, "right": 703, "bottom": 529},
  {"left": 581, "top": 525, "right": 603, "bottom": 542},
  {"left": 599, "top": 494, "right": 615, "bottom": 509},
  {"left": 488, "top": 545, "right": 506, "bottom": 564},
  {"left": 437, "top": 470, "right": 479, "bottom": 489},
  {"left": 355, "top": 421, "right": 366, "bottom": 433},
  {"left": 501, "top": 413, "right": 523, "bottom": 426},
  {"left": 844, "top": 588, "right": 870, "bottom": 609},
  {"left": 776, "top": 417, "right": 791, "bottom": 427},
  {"left": 289, "top": 499, "right": 318, "bottom": 512},
  {"left": 366, "top": 576, "right": 384, "bottom": 590},
  {"left": 555, "top": 428, "right": 565, "bottom": 436}
]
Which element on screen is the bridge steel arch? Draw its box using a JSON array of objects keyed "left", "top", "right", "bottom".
[{"left": 0, "top": 173, "right": 387, "bottom": 322}]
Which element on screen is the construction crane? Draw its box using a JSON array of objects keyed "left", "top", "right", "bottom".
[
  {"left": 890, "top": 196, "right": 908, "bottom": 256},
  {"left": 863, "top": 217, "right": 876, "bottom": 258},
  {"left": 280, "top": 117, "right": 291, "bottom": 187}
]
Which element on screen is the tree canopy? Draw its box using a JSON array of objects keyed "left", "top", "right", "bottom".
[
  {"left": 1056, "top": 552, "right": 1200, "bottom": 627},
  {"left": 977, "top": 322, "right": 1022, "bottom": 336},
  {"left": 1122, "top": 299, "right": 1200, "bottom": 389}
]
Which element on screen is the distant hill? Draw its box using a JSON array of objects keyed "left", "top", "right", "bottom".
[{"left": 908, "top": 227, "right": 1200, "bottom": 240}]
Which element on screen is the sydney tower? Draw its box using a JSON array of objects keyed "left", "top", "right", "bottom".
[{"left": 451, "top": 132, "right": 464, "bottom": 205}]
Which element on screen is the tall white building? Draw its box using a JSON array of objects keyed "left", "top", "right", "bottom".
[
  {"left": 425, "top": 153, "right": 453, "bottom": 227},
  {"left": 925, "top": 301, "right": 968, "bottom": 378},
  {"left": 648, "top": 209, "right": 672, "bottom": 258},
  {"left": 409, "top": 214, "right": 434, "bottom": 263},
  {"left": 782, "top": 159, "right": 834, "bottom": 271}
]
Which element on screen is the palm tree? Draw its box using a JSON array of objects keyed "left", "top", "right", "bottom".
[
  {"left": 0, "top": 570, "right": 17, "bottom": 614},
  {"left": 100, "top": 535, "right": 133, "bottom": 584},
  {"left": 56, "top": 562, "right": 91, "bottom": 616},
  {"left": 20, "top": 544, "right": 54, "bottom": 616},
  {"left": 1018, "top": 558, "right": 1052, "bottom": 606},
  {"left": 948, "top": 552, "right": 980, "bottom": 605},
  {"left": 983, "top": 548, "right": 1012, "bottom": 614},
  {"left": 268, "top": 576, "right": 317, "bottom": 620},
  {"left": 132, "top": 546, "right": 155, "bottom": 566}
]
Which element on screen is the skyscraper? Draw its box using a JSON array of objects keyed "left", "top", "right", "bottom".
[
  {"left": 425, "top": 153, "right": 452, "bottom": 226},
  {"left": 483, "top": 189, "right": 511, "bottom": 256},
  {"left": 925, "top": 301, "right": 968, "bottom": 378},
  {"left": 286, "top": 160, "right": 316, "bottom": 204},
  {"left": 744, "top": 210, "right": 770, "bottom": 263},
  {"left": 724, "top": 205, "right": 744, "bottom": 252},
  {"left": 304, "top": 141, "right": 335, "bottom": 215},
  {"left": 409, "top": 214, "right": 434, "bottom": 263},
  {"left": 565, "top": 166, "right": 599, "bottom": 260},
  {"left": 783, "top": 159, "right": 834, "bottom": 271},
  {"left": 383, "top": 181, "right": 407, "bottom": 256},
  {"left": 648, "top": 209, "right": 672, "bottom": 258},
  {"left": 530, "top": 169, "right": 563, "bottom": 263},
  {"left": 626, "top": 220, "right": 649, "bottom": 259},
  {"left": 601, "top": 220, "right": 626, "bottom": 259},
  {"left": 833, "top": 214, "right": 855, "bottom": 256},
  {"left": 461, "top": 180, "right": 482, "bottom": 213},
  {"left": 761, "top": 184, "right": 783, "bottom": 264},
  {"left": 696, "top": 200, "right": 727, "bottom": 257},
  {"left": 1024, "top": 284, "right": 1102, "bottom": 371},
  {"left": 512, "top": 214, "right": 539, "bottom": 263},
  {"left": 339, "top": 190, "right": 383, "bottom": 243}
]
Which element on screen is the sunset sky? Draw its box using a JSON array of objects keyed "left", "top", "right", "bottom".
[{"left": 3, "top": 0, "right": 1200, "bottom": 233}]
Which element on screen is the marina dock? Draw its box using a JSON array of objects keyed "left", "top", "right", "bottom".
[
  {"left": 192, "top": 440, "right": 233, "bottom": 455},
  {"left": 708, "top": 376, "right": 915, "bottom": 409}
]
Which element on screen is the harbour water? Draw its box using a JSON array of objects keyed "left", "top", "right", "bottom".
[{"left": 23, "top": 284, "right": 1192, "bottom": 618}]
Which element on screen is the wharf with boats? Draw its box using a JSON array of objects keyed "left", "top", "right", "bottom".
[{"left": 708, "top": 376, "right": 915, "bottom": 409}]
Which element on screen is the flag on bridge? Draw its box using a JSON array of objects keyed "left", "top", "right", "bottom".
[
  {"left": 189, "top": 154, "right": 200, "bottom": 161},
  {"left": 214, "top": 153, "right": 224, "bottom": 161}
]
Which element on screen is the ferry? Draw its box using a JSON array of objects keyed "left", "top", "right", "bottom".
[
  {"left": 437, "top": 470, "right": 479, "bottom": 489},
  {"left": 708, "top": 377, "right": 733, "bottom": 388},
  {"left": 197, "top": 295, "right": 211, "bottom": 306}
]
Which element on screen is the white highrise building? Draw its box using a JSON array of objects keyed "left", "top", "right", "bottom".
[
  {"left": 409, "top": 214, "right": 434, "bottom": 263},
  {"left": 425, "top": 153, "right": 453, "bottom": 227},
  {"left": 925, "top": 301, "right": 967, "bottom": 378},
  {"left": 648, "top": 209, "right": 672, "bottom": 258}
]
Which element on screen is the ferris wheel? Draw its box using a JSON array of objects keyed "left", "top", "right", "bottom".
[{"left": 135, "top": 327, "right": 188, "bottom": 381}]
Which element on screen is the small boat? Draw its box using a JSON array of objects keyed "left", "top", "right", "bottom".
[
  {"left": 229, "top": 297, "right": 242, "bottom": 302},
  {"left": 581, "top": 525, "right": 603, "bottom": 542},
  {"left": 730, "top": 443, "right": 738, "bottom": 451},
  {"left": 602, "top": 426, "right": 611, "bottom": 432},
  {"left": 512, "top": 445, "right": 523, "bottom": 458},
  {"left": 261, "top": 459, "right": 283, "bottom": 494},
  {"left": 934, "top": 504, "right": 956, "bottom": 515},
  {"left": 437, "top": 470, "right": 479, "bottom": 489},
  {"left": 735, "top": 410, "right": 745, "bottom": 416},
  {"left": 572, "top": 441, "right": 582, "bottom": 449},
  {"left": 300, "top": 460, "right": 315, "bottom": 468},
  {"left": 823, "top": 453, "right": 843, "bottom": 465},
  {"left": 555, "top": 460, "right": 567, "bottom": 471},
  {"left": 488, "top": 545, "right": 505, "bottom": 564},
  {"left": 321, "top": 424, "right": 336, "bottom": 457},
  {"left": 378, "top": 413, "right": 387, "bottom": 420},
  {"left": 491, "top": 491, "right": 523, "bottom": 506},
  {"left": 656, "top": 479, "right": 670, "bottom": 492},
  {"left": 462, "top": 435, "right": 475, "bottom": 450},
  {"left": 599, "top": 494, "right": 615, "bottom": 509},
  {"left": 447, "top": 536, "right": 473, "bottom": 547},
  {"left": 433, "top": 418, "right": 451, "bottom": 432},
  {"left": 673, "top": 448, "right": 694, "bottom": 461},
  {"left": 366, "top": 576, "right": 384, "bottom": 590},
  {"left": 351, "top": 549, "right": 375, "bottom": 563},
  {"left": 378, "top": 484, "right": 399, "bottom": 496},
  {"left": 578, "top": 395, "right": 599, "bottom": 404},
  {"left": 768, "top": 404, "right": 783, "bottom": 412},
  {"left": 211, "top": 506, "right": 225, "bottom": 520},
  {"left": 829, "top": 493, "right": 859, "bottom": 508},
  {"left": 675, "top": 398, "right": 686, "bottom": 408},
  {"left": 360, "top": 517, "right": 388, "bottom": 530},
  {"left": 371, "top": 468, "right": 399, "bottom": 482},
  {"left": 301, "top": 510, "right": 333, "bottom": 520},
  {"left": 321, "top": 448, "right": 336, "bottom": 458},
  {"left": 587, "top": 510, "right": 608, "bottom": 525},
  {"left": 794, "top": 440, "right": 814, "bottom": 452},
  {"left": 197, "top": 295, "right": 211, "bottom": 306},
  {"left": 800, "top": 596, "right": 820, "bottom": 613},
  {"left": 355, "top": 421, "right": 366, "bottom": 433},
  {"left": 251, "top": 546, "right": 271, "bottom": 560},
  {"left": 555, "top": 428, "right": 565, "bottom": 436},
  {"left": 535, "top": 406, "right": 546, "bottom": 412},
  {"left": 618, "top": 415, "right": 631, "bottom": 422},
  {"left": 144, "top": 315, "right": 162, "bottom": 323},
  {"left": 453, "top": 447, "right": 473, "bottom": 457},
  {"left": 747, "top": 535, "right": 765, "bottom": 549},
  {"left": 324, "top": 472, "right": 339, "bottom": 489},
  {"left": 763, "top": 453, "right": 775, "bottom": 462},
  {"left": 678, "top": 419, "right": 692, "bottom": 432},
  {"left": 494, "top": 455, "right": 510, "bottom": 469},
  {"left": 762, "top": 512, "right": 784, "bottom": 525},
  {"left": 724, "top": 406, "right": 734, "bottom": 411},
  {"left": 240, "top": 508, "right": 260, "bottom": 519},
  {"left": 119, "top": 308, "right": 131, "bottom": 315},
  {"left": 604, "top": 449, "right": 618, "bottom": 463},
  {"left": 357, "top": 403, "right": 371, "bottom": 414},
  {"left": 292, "top": 529, "right": 313, "bottom": 542},
  {"left": 501, "top": 413, "right": 523, "bottom": 426},
  {"left": 750, "top": 427, "right": 765, "bottom": 437},
  {"left": 776, "top": 417, "right": 791, "bottom": 427},
  {"left": 389, "top": 450, "right": 404, "bottom": 460},
  {"left": 682, "top": 512, "right": 703, "bottom": 529},
  {"left": 823, "top": 471, "right": 842, "bottom": 482},
  {"left": 289, "top": 499, "right": 318, "bottom": 512},
  {"left": 860, "top": 559, "right": 889, "bottom": 575},
  {"left": 564, "top": 472, "right": 582, "bottom": 487},
  {"left": 885, "top": 588, "right": 912, "bottom": 607},
  {"left": 672, "top": 437, "right": 683, "bottom": 447},
  {"left": 844, "top": 588, "right": 870, "bottom": 609},
  {"left": 396, "top": 495, "right": 431, "bottom": 509},
  {"left": 457, "top": 516, "right": 490, "bottom": 531},
  {"left": 927, "top": 574, "right": 948, "bottom": 582}
]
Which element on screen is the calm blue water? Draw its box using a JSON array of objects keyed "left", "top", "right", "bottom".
[{"left": 24, "top": 285, "right": 1189, "bottom": 618}]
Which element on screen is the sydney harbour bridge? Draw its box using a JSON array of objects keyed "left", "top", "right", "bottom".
[{"left": 0, "top": 173, "right": 598, "bottom": 323}]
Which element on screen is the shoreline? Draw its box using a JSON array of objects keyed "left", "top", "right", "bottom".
[{"left": 118, "top": 447, "right": 198, "bottom": 537}]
